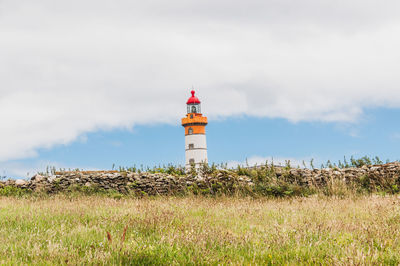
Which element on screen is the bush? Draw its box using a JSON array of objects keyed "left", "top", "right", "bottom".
[{"left": 0, "top": 186, "right": 31, "bottom": 197}]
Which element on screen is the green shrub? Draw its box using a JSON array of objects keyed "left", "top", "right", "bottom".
[
  {"left": 358, "top": 174, "right": 371, "bottom": 190},
  {"left": 0, "top": 186, "right": 31, "bottom": 197}
]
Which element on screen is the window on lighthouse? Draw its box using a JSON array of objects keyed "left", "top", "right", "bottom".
[
  {"left": 187, "top": 104, "right": 201, "bottom": 114},
  {"left": 189, "top": 144, "right": 194, "bottom": 149},
  {"left": 188, "top": 127, "right": 193, "bottom": 135}
]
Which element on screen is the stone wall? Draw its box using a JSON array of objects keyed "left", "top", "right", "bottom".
[
  {"left": 0, "top": 170, "right": 254, "bottom": 195},
  {"left": 1, "top": 162, "right": 400, "bottom": 195},
  {"left": 273, "top": 162, "right": 400, "bottom": 188}
]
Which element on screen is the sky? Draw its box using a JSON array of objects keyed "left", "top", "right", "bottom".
[{"left": 1, "top": 0, "right": 400, "bottom": 177}]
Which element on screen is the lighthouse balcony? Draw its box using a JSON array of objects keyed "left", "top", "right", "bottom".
[{"left": 181, "top": 116, "right": 208, "bottom": 126}]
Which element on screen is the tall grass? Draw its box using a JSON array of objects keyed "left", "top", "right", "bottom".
[{"left": 1, "top": 195, "right": 400, "bottom": 264}]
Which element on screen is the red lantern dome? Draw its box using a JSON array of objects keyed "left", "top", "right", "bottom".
[{"left": 186, "top": 90, "right": 201, "bottom": 104}]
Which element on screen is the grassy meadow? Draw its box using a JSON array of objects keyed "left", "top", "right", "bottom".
[{"left": 1, "top": 195, "right": 400, "bottom": 265}]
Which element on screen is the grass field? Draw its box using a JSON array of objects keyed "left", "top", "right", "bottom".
[{"left": 1, "top": 195, "right": 400, "bottom": 265}]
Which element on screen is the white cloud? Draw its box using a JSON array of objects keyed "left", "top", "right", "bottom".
[
  {"left": 0, "top": 160, "right": 99, "bottom": 179},
  {"left": 390, "top": 133, "right": 400, "bottom": 140},
  {"left": 1, "top": 0, "right": 400, "bottom": 161}
]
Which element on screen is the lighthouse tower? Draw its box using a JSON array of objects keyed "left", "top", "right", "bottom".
[{"left": 182, "top": 90, "right": 208, "bottom": 170}]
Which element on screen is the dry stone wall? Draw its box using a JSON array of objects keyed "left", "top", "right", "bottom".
[
  {"left": 2, "top": 162, "right": 400, "bottom": 195},
  {"left": 1, "top": 170, "right": 253, "bottom": 195}
]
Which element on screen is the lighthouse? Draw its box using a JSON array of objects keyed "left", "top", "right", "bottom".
[{"left": 182, "top": 90, "right": 208, "bottom": 170}]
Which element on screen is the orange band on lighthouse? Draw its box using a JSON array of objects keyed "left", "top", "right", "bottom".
[
  {"left": 181, "top": 115, "right": 208, "bottom": 126},
  {"left": 184, "top": 125, "right": 206, "bottom": 135}
]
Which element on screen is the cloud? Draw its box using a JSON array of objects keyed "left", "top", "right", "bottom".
[
  {"left": 390, "top": 133, "right": 400, "bottom": 140},
  {"left": 0, "top": 161, "right": 55, "bottom": 179},
  {"left": 0, "top": 160, "right": 99, "bottom": 179},
  {"left": 1, "top": 0, "right": 400, "bottom": 161}
]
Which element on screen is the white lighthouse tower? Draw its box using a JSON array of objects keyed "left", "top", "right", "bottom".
[{"left": 181, "top": 90, "right": 208, "bottom": 170}]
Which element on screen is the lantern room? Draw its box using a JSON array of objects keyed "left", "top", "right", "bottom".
[{"left": 186, "top": 90, "right": 201, "bottom": 114}]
